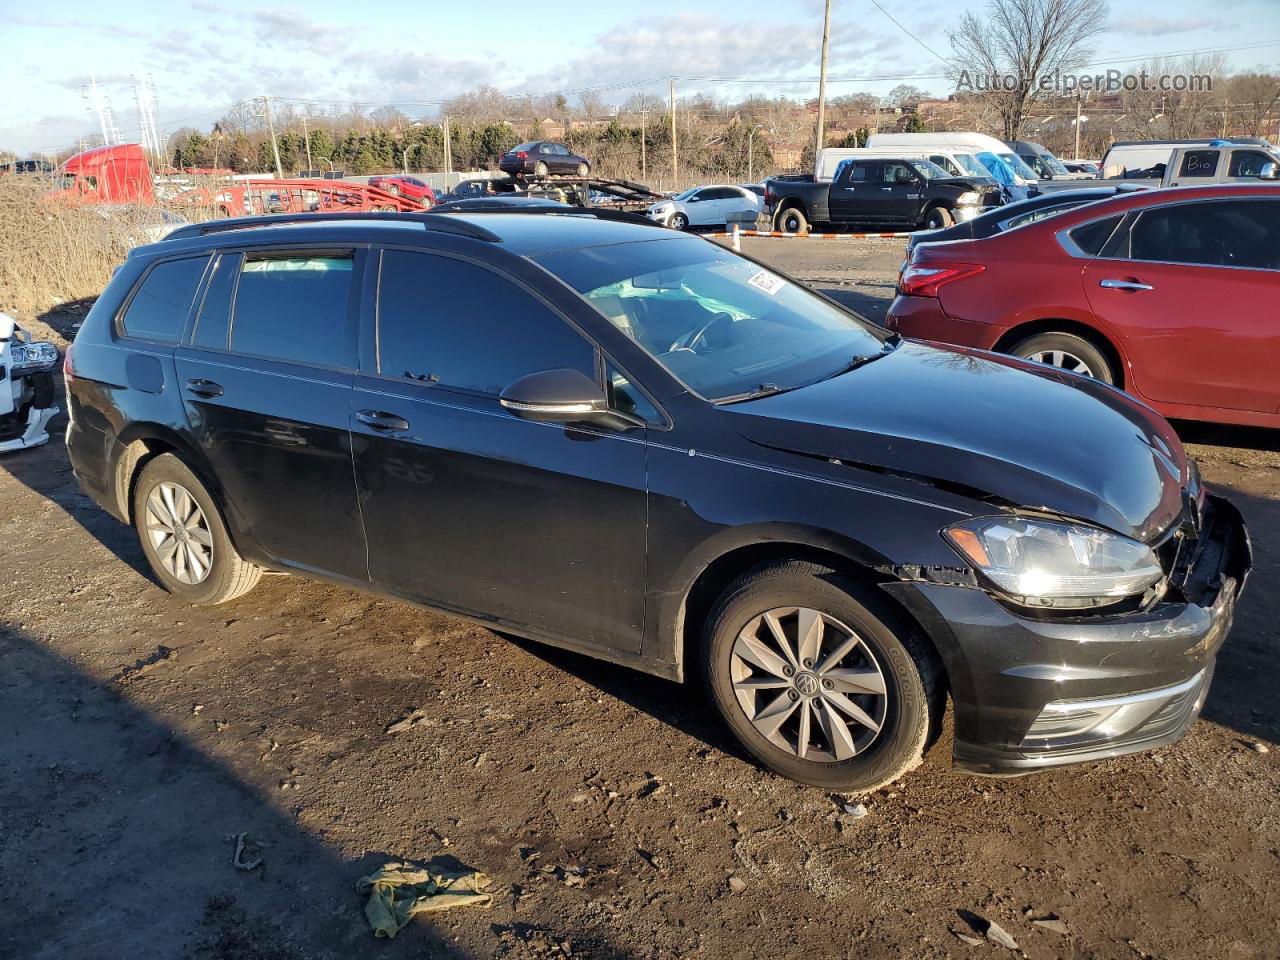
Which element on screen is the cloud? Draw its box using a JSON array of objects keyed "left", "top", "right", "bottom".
[{"left": 1110, "top": 16, "right": 1229, "bottom": 36}]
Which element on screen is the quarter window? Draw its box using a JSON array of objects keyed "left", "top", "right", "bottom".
[
  {"left": 230, "top": 252, "right": 354, "bottom": 367},
  {"left": 119, "top": 256, "right": 209, "bottom": 342},
  {"left": 376, "top": 250, "right": 596, "bottom": 395},
  {"left": 1067, "top": 215, "right": 1122, "bottom": 256}
]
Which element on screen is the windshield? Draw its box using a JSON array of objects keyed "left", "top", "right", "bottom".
[
  {"left": 999, "top": 151, "right": 1039, "bottom": 181},
  {"left": 671, "top": 188, "right": 698, "bottom": 201},
  {"left": 537, "top": 238, "right": 886, "bottom": 401},
  {"left": 953, "top": 153, "right": 988, "bottom": 177},
  {"left": 910, "top": 159, "right": 950, "bottom": 180},
  {"left": 1040, "top": 151, "right": 1070, "bottom": 176}
]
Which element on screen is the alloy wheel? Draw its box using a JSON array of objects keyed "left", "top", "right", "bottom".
[
  {"left": 145, "top": 481, "right": 214, "bottom": 585},
  {"left": 730, "top": 607, "right": 888, "bottom": 762},
  {"left": 1026, "top": 349, "right": 1095, "bottom": 378}
]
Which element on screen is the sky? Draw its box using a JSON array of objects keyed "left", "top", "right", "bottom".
[{"left": 2, "top": 0, "right": 1278, "bottom": 156}]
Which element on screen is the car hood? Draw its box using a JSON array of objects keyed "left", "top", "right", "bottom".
[{"left": 721, "top": 340, "right": 1190, "bottom": 542}]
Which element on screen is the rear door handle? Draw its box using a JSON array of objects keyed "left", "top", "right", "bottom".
[
  {"left": 1099, "top": 278, "right": 1154, "bottom": 292},
  {"left": 185, "top": 378, "right": 223, "bottom": 398},
  {"left": 354, "top": 409, "right": 410, "bottom": 432}
]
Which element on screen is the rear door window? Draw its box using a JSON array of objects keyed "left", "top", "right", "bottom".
[
  {"left": 230, "top": 252, "right": 355, "bottom": 367},
  {"left": 1128, "top": 200, "right": 1280, "bottom": 270},
  {"left": 119, "top": 256, "right": 210, "bottom": 342},
  {"left": 376, "top": 249, "right": 596, "bottom": 395},
  {"left": 191, "top": 253, "right": 241, "bottom": 349}
]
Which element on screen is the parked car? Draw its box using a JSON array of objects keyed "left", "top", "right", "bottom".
[
  {"left": 887, "top": 184, "right": 1280, "bottom": 428},
  {"left": 368, "top": 175, "right": 437, "bottom": 207},
  {"left": 766, "top": 158, "right": 1001, "bottom": 233},
  {"left": 866, "top": 133, "right": 1040, "bottom": 200},
  {"left": 904, "top": 185, "right": 1146, "bottom": 255},
  {"left": 739, "top": 183, "right": 765, "bottom": 198},
  {"left": 1063, "top": 160, "right": 1100, "bottom": 176},
  {"left": 647, "top": 185, "right": 763, "bottom": 230},
  {"left": 499, "top": 141, "right": 591, "bottom": 178},
  {"left": 430, "top": 196, "right": 565, "bottom": 213},
  {"left": 1033, "top": 140, "right": 1280, "bottom": 194},
  {"left": 65, "top": 208, "right": 1250, "bottom": 790},
  {"left": 0, "top": 312, "right": 59, "bottom": 452},
  {"left": 449, "top": 179, "right": 498, "bottom": 200},
  {"left": 1098, "top": 138, "right": 1273, "bottom": 180},
  {"left": 1004, "top": 140, "right": 1092, "bottom": 180}
]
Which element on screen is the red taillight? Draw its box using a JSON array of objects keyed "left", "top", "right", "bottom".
[
  {"left": 898, "top": 263, "right": 985, "bottom": 298},
  {"left": 63, "top": 343, "right": 75, "bottom": 383},
  {"left": 515, "top": 151, "right": 527, "bottom": 159}
]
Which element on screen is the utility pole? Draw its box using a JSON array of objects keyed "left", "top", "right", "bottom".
[
  {"left": 261, "top": 96, "right": 283, "bottom": 177},
  {"left": 1073, "top": 95, "right": 1082, "bottom": 161},
  {"left": 815, "top": 0, "right": 833, "bottom": 161},
  {"left": 669, "top": 78, "right": 678, "bottom": 185},
  {"left": 640, "top": 109, "right": 647, "bottom": 182},
  {"left": 442, "top": 115, "right": 452, "bottom": 176},
  {"left": 301, "top": 112, "right": 313, "bottom": 174}
]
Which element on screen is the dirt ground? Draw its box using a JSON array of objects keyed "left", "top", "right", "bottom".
[{"left": 2, "top": 238, "right": 1277, "bottom": 960}]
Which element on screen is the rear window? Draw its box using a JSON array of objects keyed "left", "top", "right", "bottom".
[
  {"left": 119, "top": 256, "right": 209, "bottom": 342},
  {"left": 230, "top": 252, "right": 354, "bottom": 367}
]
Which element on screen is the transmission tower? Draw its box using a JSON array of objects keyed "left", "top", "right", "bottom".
[
  {"left": 82, "top": 74, "right": 122, "bottom": 146},
  {"left": 132, "top": 73, "right": 164, "bottom": 162}
]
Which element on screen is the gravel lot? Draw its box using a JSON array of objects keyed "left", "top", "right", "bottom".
[{"left": 2, "top": 238, "right": 1277, "bottom": 960}]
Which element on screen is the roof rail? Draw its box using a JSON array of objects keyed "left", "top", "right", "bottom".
[
  {"left": 163, "top": 211, "right": 502, "bottom": 243},
  {"left": 433, "top": 206, "right": 666, "bottom": 228}
]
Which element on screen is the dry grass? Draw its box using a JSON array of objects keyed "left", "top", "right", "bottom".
[{"left": 0, "top": 178, "right": 221, "bottom": 322}]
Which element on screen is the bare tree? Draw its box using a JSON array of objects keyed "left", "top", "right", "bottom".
[
  {"left": 1120, "top": 53, "right": 1226, "bottom": 139},
  {"left": 950, "top": 0, "right": 1109, "bottom": 138},
  {"left": 1226, "top": 71, "right": 1280, "bottom": 137},
  {"left": 883, "top": 84, "right": 931, "bottom": 108},
  {"left": 370, "top": 105, "right": 408, "bottom": 134}
]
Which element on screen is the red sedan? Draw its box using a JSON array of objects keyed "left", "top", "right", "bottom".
[
  {"left": 367, "top": 175, "right": 436, "bottom": 207},
  {"left": 886, "top": 184, "right": 1280, "bottom": 428}
]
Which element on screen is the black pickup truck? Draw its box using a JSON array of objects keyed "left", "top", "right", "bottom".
[{"left": 765, "top": 157, "right": 1003, "bottom": 233}]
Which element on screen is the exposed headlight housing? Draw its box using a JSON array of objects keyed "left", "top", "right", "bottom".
[
  {"left": 956, "top": 191, "right": 981, "bottom": 205},
  {"left": 10, "top": 340, "right": 60, "bottom": 374},
  {"left": 944, "top": 516, "right": 1163, "bottom": 609}
]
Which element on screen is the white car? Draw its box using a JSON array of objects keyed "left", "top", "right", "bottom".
[
  {"left": 0, "top": 313, "right": 59, "bottom": 452},
  {"left": 647, "top": 185, "right": 763, "bottom": 231}
]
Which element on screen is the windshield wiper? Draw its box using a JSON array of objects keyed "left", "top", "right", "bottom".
[
  {"left": 712, "top": 382, "right": 792, "bottom": 405},
  {"left": 815, "top": 333, "right": 902, "bottom": 383}
]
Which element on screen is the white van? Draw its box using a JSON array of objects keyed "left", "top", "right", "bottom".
[
  {"left": 814, "top": 146, "right": 994, "bottom": 183},
  {"left": 866, "top": 133, "right": 1040, "bottom": 199}
]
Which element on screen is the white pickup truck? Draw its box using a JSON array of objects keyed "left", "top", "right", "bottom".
[{"left": 1037, "top": 140, "right": 1279, "bottom": 193}]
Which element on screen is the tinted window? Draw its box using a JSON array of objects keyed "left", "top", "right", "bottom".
[
  {"left": 1178, "top": 150, "right": 1219, "bottom": 178},
  {"left": 192, "top": 253, "right": 240, "bottom": 349},
  {"left": 1228, "top": 150, "right": 1274, "bottom": 178},
  {"left": 882, "top": 162, "right": 915, "bottom": 184},
  {"left": 230, "top": 252, "right": 354, "bottom": 366},
  {"left": 1068, "top": 215, "right": 1122, "bottom": 256},
  {"left": 839, "top": 162, "right": 871, "bottom": 182},
  {"left": 120, "top": 256, "right": 209, "bottom": 341},
  {"left": 607, "top": 363, "right": 660, "bottom": 423},
  {"left": 377, "top": 250, "right": 596, "bottom": 394},
  {"left": 1129, "top": 200, "right": 1280, "bottom": 270}
]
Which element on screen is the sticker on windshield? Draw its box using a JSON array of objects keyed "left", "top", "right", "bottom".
[{"left": 747, "top": 270, "right": 785, "bottom": 296}]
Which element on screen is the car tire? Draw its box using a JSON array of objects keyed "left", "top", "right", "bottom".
[
  {"left": 776, "top": 207, "right": 809, "bottom": 234},
  {"left": 577, "top": 163, "right": 589, "bottom": 177},
  {"left": 702, "top": 560, "right": 942, "bottom": 791},
  {"left": 923, "top": 205, "right": 954, "bottom": 229},
  {"left": 132, "top": 454, "right": 262, "bottom": 605},
  {"left": 669, "top": 213, "right": 689, "bottom": 231},
  {"left": 1008, "top": 331, "right": 1116, "bottom": 384},
  {"left": 535, "top": 161, "right": 549, "bottom": 178},
  {"left": 386, "top": 184, "right": 401, "bottom": 196}
]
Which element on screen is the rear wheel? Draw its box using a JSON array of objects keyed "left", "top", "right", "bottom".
[
  {"left": 923, "top": 205, "right": 954, "bottom": 229},
  {"left": 535, "top": 161, "right": 549, "bottom": 178},
  {"left": 1009, "top": 331, "right": 1115, "bottom": 384},
  {"left": 776, "top": 206, "right": 809, "bottom": 234},
  {"left": 132, "top": 454, "right": 261, "bottom": 605},
  {"left": 702, "top": 561, "right": 941, "bottom": 791}
]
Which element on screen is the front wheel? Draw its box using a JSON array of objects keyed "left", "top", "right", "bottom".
[
  {"left": 775, "top": 207, "right": 809, "bottom": 234},
  {"left": 577, "top": 163, "right": 589, "bottom": 177},
  {"left": 668, "top": 212, "right": 689, "bottom": 231},
  {"left": 702, "top": 561, "right": 942, "bottom": 791},
  {"left": 1009, "top": 331, "right": 1115, "bottom": 384},
  {"left": 132, "top": 454, "right": 262, "bottom": 605},
  {"left": 923, "top": 205, "right": 954, "bottom": 229}
]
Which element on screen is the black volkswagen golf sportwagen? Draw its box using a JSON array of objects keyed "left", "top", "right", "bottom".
[{"left": 65, "top": 209, "right": 1251, "bottom": 790}]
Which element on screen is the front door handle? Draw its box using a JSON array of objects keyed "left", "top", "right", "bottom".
[
  {"left": 1099, "top": 278, "right": 1154, "bottom": 292},
  {"left": 185, "top": 378, "right": 223, "bottom": 398},
  {"left": 354, "top": 409, "right": 410, "bottom": 432}
]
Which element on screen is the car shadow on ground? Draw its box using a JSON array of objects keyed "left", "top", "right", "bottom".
[
  {"left": 0, "top": 624, "right": 487, "bottom": 960},
  {"left": 1175, "top": 420, "right": 1280, "bottom": 453}
]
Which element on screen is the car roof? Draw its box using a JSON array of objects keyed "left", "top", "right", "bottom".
[{"left": 140, "top": 210, "right": 674, "bottom": 261}]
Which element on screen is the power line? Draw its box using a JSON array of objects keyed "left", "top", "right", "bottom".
[{"left": 867, "top": 0, "right": 951, "bottom": 67}]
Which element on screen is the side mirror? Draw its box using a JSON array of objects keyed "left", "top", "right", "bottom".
[
  {"left": 1260, "top": 161, "right": 1279, "bottom": 180},
  {"left": 499, "top": 368, "right": 609, "bottom": 424}
]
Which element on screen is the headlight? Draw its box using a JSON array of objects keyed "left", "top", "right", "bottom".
[
  {"left": 956, "top": 191, "right": 981, "bottom": 205},
  {"left": 944, "top": 516, "right": 1163, "bottom": 608},
  {"left": 10, "top": 340, "right": 60, "bottom": 374}
]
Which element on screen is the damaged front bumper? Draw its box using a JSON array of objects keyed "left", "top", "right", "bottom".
[
  {"left": 883, "top": 494, "right": 1251, "bottom": 775},
  {"left": 1, "top": 312, "right": 60, "bottom": 453}
]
